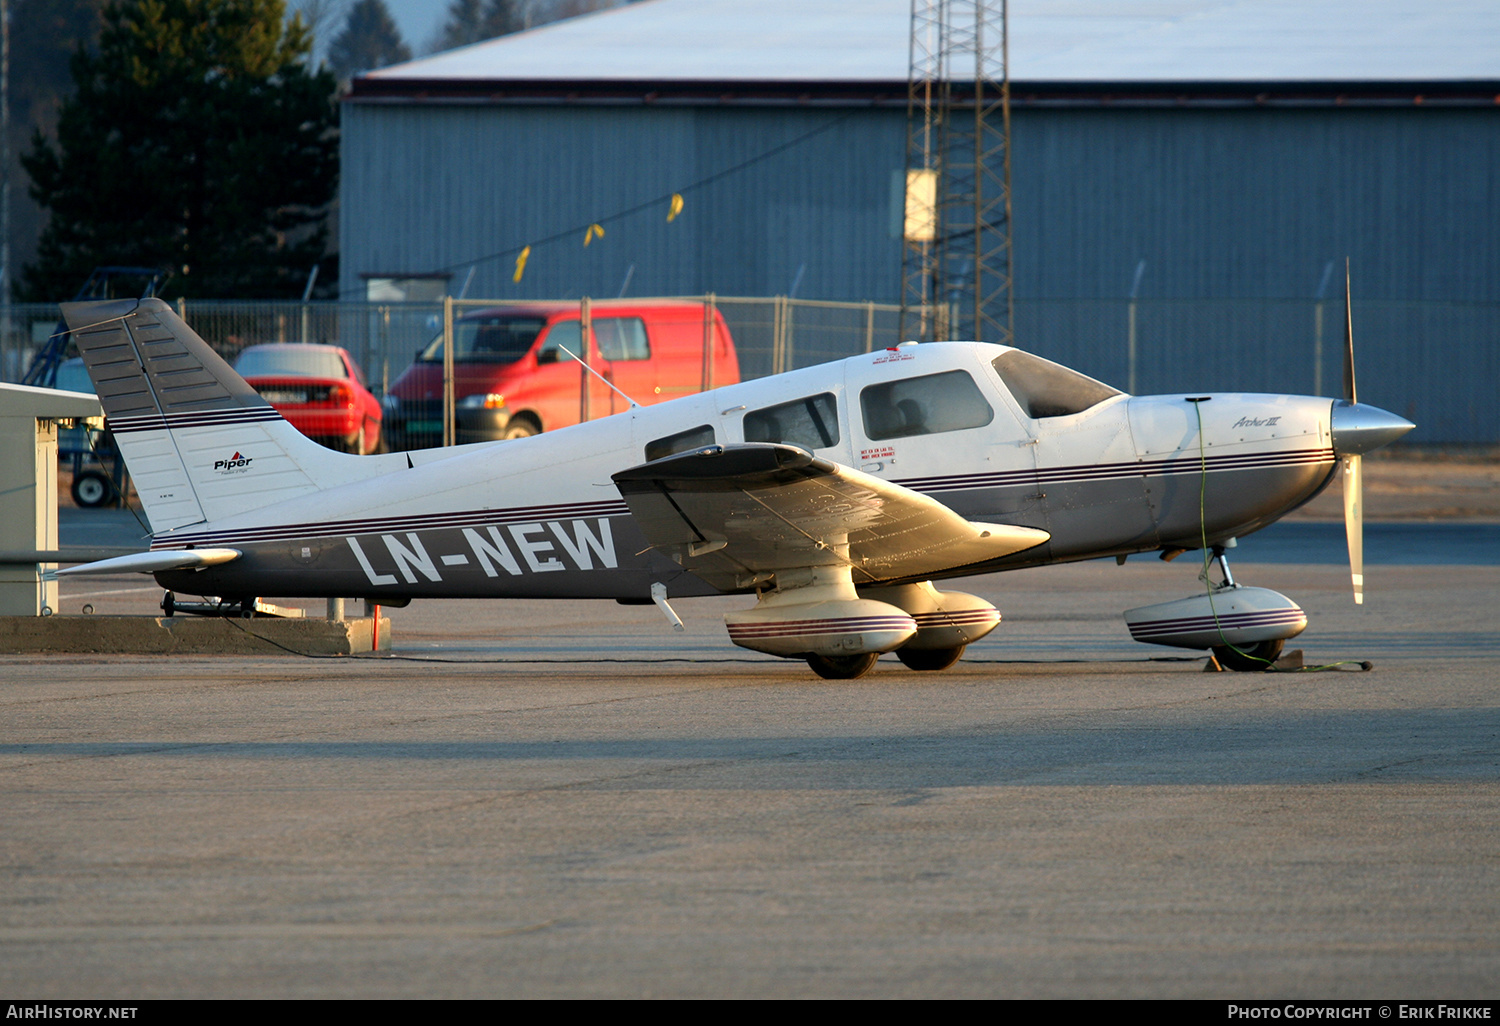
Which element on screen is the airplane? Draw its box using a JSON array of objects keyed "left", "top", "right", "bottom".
[{"left": 54, "top": 290, "right": 1413, "bottom": 678}]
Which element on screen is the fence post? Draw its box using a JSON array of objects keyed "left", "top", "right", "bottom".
[
  {"left": 701, "top": 292, "right": 717, "bottom": 392},
  {"left": 864, "top": 301, "right": 875, "bottom": 353},
  {"left": 772, "top": 296, "right": 786, "bottom": 375},
  {"left": 579, "top": 296, "right": 592, "bottom": 424},
  {"left": 442, "top": 295, "right": 454, "bottom": 447},
  {"left": 1127, "top": 260, "right": 1146, "bottom": 394}
]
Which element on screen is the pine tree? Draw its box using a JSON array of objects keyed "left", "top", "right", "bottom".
[
  {"left": 19, "top": 0, "right": 339, "bottom": 300},
  {"left": 328, "top": 0, "right": 409, "bottom": 82},
  {"left": 431, "top": 0, "right": 522, "bottom": 53}
]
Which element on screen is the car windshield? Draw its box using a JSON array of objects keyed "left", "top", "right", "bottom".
[
  {"left": 235, "top": 346, "right": 347, "bottom": 379},
  {"left": 419, "top": 317, "right": 547, "bottom": 364}
]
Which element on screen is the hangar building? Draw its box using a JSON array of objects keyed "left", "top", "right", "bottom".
[{"left": 341, "top": 0, "right": 1500, "bottom": 443}]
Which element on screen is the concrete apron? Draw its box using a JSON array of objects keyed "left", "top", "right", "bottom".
[{"left": 0, "top": 615, "right": 391, "bottom": 655}]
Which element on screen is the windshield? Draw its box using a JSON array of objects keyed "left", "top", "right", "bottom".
[
  {"left": 991, "top": 350, "right": 1122, "bottom": 419},
  {"left": 419, "top": 316, "right": 547, "bottom": 364},
  {"left": 234, "top": 346, "right": 347, "bottom": 379}
]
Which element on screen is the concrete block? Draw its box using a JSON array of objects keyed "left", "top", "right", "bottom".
[{"left": 0, "top": 615, "right": 391, "bottom": 656}]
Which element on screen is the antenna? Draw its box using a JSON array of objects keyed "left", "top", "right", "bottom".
[{"left": 551, "top": 341, "right": 641, "bottom": 410}]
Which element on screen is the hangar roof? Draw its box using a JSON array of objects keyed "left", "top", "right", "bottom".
[{"left": 358, "top": 0, "right": 1500, "bottom": 93}]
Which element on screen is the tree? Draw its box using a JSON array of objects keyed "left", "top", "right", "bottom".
[
  {"left": 431, "top": 0, "right": 512, "bottom": 53},
  {"left": 327, "top": 0, "right": 409, "bottom": 82},
  {"left": 19, "top": 0, "right": 339, "bottom": 300},
  {"left": 5, "top": 0, "right": 106, "bottom": 288},
  {"left": 429, "top": 1, "right": 632, "bottom": 56}
]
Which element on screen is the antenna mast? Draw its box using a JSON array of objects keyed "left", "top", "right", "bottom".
[{"left": 900, "top": 0, "right": 1013, "bottom": 345}]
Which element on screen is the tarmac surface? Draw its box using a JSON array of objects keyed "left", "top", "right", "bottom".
[{"left": 2, "top": 513, "right": 1497, "bottom": 998}]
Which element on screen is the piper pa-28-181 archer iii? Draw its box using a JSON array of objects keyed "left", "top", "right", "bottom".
[{"left": 56, "top": 293, "right": 1413, "bottom": 678}]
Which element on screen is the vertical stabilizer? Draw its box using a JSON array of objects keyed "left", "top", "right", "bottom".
[{"left": 61, "top": 298, "right": 373, "bottom": 533}]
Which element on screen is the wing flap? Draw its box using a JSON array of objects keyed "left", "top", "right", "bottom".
[{"left": 612, "top": 444, "right": 1048, "bottom": 591}]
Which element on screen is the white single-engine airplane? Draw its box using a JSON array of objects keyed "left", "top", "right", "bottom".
[{"left": 57, "top": 293, "right": 1412, "bottom": 677}]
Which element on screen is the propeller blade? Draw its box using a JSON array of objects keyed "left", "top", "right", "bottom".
[
  {"left": 1342, "top": 257, "right": 1357, "bottom": 405},
  {"left": 1343, "top": 456, "right": 1364, "bottom": 604}
]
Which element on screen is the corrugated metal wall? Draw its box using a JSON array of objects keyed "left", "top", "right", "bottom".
[
  {"left": 340, "top": 103, "right": 907, "bottom": 304},
  {"left": 340, "top": 100, "right": 1499, "bottom": 442}
]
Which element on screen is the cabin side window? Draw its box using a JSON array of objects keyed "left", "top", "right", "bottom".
[
  {"left": 596, "top": 317, "right": 650, "bottom": 362},
  {"left": 743, "top": 392, "right": 840, "bottom": 450},
  {"left": 991, "top": 350, "right": 1122, "bottom": 419},
  {"left": 860, "top": 370, "right": 994, "bottom": 440},
  {"left": 645, "top": 424, "right": 715, "bottom": 462}
]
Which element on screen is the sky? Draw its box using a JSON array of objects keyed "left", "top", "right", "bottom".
[{"left": 382, "top": 0, "right": 448, "bottom": 54}]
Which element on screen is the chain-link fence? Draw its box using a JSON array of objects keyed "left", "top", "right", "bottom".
[{"left": 3, "top": 295, "right": 1495, "bottom": 445}]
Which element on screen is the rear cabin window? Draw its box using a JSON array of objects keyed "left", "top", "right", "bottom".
[
  {"left": 743, "top": 393, "right": 840, "bottom": 450},
  {"left": 645, "top": 425, "right": 716, "bottom": 462},
  {"left": 860, "top": 370, "right": 994, "bottom": 440},
  {"left": 991, "top": 350, "right": 1122, "bottom": 419},
  {"left": 596, "top": 317, "right": 650, "bottom": 361}
]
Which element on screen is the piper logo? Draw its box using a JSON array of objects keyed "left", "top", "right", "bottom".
[{"left": 213, "top": 451, "right": 253, "bottom": 473}]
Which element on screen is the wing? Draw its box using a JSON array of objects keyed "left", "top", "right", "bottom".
[{"left": 612, "top": 444, "right": 1048, "bottom": 592}]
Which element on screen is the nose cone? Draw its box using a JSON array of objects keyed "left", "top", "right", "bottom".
[{"left": 1331, "top": 401, "right": 1415, "bottom": 457}]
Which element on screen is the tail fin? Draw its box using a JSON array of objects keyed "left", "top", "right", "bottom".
[{"left": 62, "top": 298, "right": 385, "bottom": 533}]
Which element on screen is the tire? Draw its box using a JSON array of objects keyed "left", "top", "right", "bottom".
[
  {"left": 896, "top": 645, "right": 965, "bottom": 671},
  {"left": 71, "top": 470, "right": 113, "bottom": 508},
  {"left": 503, "top": 419, "right": 538, "bottom": 440},
  {"left": 805, "top": 652, "right": 879, "bottom": 680},
  {"left": 1211, "top": 638, "right": 1285, "bottom": 672}
]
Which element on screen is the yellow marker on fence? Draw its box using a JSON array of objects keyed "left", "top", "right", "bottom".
[
  {"left": 668, "top": 194, "right": 684, "bottom": 222},
  {"left": 584, "top": 223, "right": 605, "bottom": 246},
  {"left": 513, "top": 245, "right": 531, "bottom": 282}
]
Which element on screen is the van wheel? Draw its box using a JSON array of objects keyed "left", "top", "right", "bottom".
[
  {"left": 503, "top": 419, "right": 538, "bottom": 440},
  {"left": 71, "top": 470, "right": 114, "bottom": 508}
]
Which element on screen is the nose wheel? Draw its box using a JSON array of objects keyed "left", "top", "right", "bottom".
[
  {"left": 1204, "top": 545, "right": 1286, "bottom": 671},
  {"left": 1212, "top": 638, "right": 1285, "bottom": 671}
]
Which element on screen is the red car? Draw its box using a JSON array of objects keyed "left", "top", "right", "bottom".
[{"left": 234, "top": 343, "right": 385, "bottom": 454}]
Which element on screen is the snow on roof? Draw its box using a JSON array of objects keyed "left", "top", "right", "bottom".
[{"left": 364, "top": 0, "right": 1500, "bottom": 86}]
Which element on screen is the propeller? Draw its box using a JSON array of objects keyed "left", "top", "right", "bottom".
[{"left": 1340, "top": 259, "right": 1364, "bottom": 605}]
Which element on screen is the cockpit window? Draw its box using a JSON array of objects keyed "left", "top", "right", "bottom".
[
  {"left": 991, "top": 350, "right": 1122, "bottom": 419},
  {"left": 744, "top": 392, "right": 840, "bottom": 450},
  {"left": 860, "top": 370, "right": 994, "bottom": 440}
]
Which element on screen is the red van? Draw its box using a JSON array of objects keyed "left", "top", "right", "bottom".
[{"left": 382, "top": 300, "right": 740, "bottom": 448}]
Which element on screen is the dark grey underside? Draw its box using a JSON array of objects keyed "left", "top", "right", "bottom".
[{"left": 155, "top": 462, "right": 1337, "bottom": 601}]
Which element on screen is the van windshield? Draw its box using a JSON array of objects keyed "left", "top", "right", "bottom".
[{"left": 418, "top": 317, "right": 547, "bottom": 364}]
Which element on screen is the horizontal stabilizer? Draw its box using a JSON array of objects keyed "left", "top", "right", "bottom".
[{"left": 55, "top": 548, "right": 242, "bottom": 577}]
